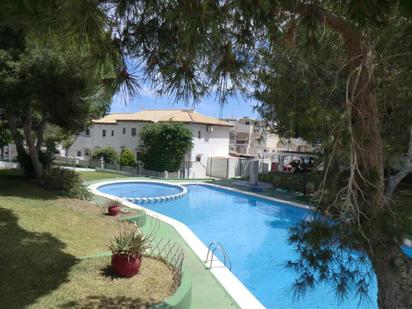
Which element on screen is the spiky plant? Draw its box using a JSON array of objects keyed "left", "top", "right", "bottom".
[{"left": 109, "top": 227, "right": 150, "bottom": 258}]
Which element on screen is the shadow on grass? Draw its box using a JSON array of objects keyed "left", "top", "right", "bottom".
[
  {"left": 0, "top": 169, "right": 58, "bottom": 200},
  {"left": 60, "top": 296, "right": 155, "bottom": 309},
  {"left": 0, "top": 208, "right": 77, "bottom": 308},
  {"left": 99, "top": 264, "right": 120, "bottom": 279}
]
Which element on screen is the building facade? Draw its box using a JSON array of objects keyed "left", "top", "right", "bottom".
[
  {"left": 227, "top": 117, "right": 313, "bottom": 157},
  {"left": 65, "top": 109, "right": 232, "bottom": 167}
]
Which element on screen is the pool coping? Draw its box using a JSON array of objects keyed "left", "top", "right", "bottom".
[
  {"left": 89, "top": 180, "right": 316, "bottom": 309},
  {"left": 96, "top": 180, "right": 188, "bottom": 204}
]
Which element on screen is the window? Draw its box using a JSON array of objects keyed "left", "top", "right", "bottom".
[
  {"left": 77, "top": 150, "right": 81, "bottom": 156},
  {"left": 111, "top": 130, "right": 114, "bottom": 136},
  {"left": 85, "top": 129, "right": 90, "bottom": 136},
  {"left": 102, "top": 129, "right": 106, "bottom": 137},
  {"left": 85, "top": 148, "right": 90, "bottom": 156},
  {"left": 229, "top": 133, "right": 235, "bottom": 143},
  {"left": 122, "top": 128, "right": 126, "bottom": 134},
  {"left": 131, "top": 128, "right": 137, "bottom": 136},
  {"left": 196, "top": 154, "right": 202, "bottom": 162},
  {"left": 198, "top": 130, "right": 201, "bottom": 139}
]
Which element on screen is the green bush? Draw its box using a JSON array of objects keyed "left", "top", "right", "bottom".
[
  {"left": 17, "top": 150, "right": 54, "bottom": 178},
  {"left": 119, "top": 148, "right": 137, "bottom": 167},
  {"left": 92, "top": 146, "right": 118, "bottom": 164},
  {"left": 259, "top": 171, "right": 322, "bottom": 194},
  {"left": 140, "top": 122, "right": 193, "bottom": 172},
  {"left": 42, "top": 167, "right": 91, "bottom": 200}
]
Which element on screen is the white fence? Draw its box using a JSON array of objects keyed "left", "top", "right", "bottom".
[
  {"left": 206, "top": 157, "right": 272, "bottom": 179},
  {"left": 55, "top": 155, "right": 276, "bottom": 180},
  {"left": 0, "top": 161, "right": 20, "bottom": 169}
]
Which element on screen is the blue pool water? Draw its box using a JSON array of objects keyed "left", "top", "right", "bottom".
[
  {"left": 402, "top": 244, "right": 412, "bottom": 257},
  {"left": 99, "top": 184, "right": 389, "bottom": 308},
  {"left": 98, "top": 182, "right": 182, "bottom": 198}
]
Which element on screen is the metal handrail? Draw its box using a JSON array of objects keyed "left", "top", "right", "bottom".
[{"left": 205, "top": 241, "right": 232, "bottom": 271}]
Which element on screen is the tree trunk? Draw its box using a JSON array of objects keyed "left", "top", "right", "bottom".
[
  {"left": 292, "top": 6, "right": 411, "bottom": 308},
  {"left": 7, "top": 114, "right": 25, "bottom": 155},
  {"left": 349, "top": 44, "right": 385, "bottom": 212},
  {"left": 348, "top": 45, "right": 412, "bottom": 309},
  {"left": 371, "top": 245, "right": 412, "bottom": 309},
  {"left": 23, "top": 112, "right": 43, "bottom": 179},
  {"left": 36, "top": 117, "right": 47, "bottom": 152}
]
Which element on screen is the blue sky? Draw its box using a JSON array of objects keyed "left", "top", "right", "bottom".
[{"left": 110, "top": 86, "right": 259, "bottom": 119}]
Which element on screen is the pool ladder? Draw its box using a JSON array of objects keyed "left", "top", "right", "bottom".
[{"left": 205, "top": 241, "right": 232, "bottom": 271}]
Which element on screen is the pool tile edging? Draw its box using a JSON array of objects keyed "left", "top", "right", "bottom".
[
  {"left": 88, "top": 180, "right": 265, "bottom": 309},
  {"left": 180, "top": 182, "right": 312, "bottom": 210},
  {"left": 94, "top": 179, "right": 188, "bottom": 204}
]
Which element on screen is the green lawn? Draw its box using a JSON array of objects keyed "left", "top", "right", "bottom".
[
  {"left": 0, "top": 169, "right": 175, "bottom": 308},
  {"left": 79, "top": 170, "right": 131, "bottom": 182}
]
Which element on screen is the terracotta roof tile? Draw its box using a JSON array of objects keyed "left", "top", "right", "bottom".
[{"left": 92, "top": 109, "right": 232, "bottom": 127}]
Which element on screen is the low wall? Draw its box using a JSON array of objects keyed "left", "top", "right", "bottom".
[
  {"left": 0, "top": 161, "right": 20, "bottom": 169},
  {"left": 154, "top": 266, "right": 192, "bottom": 309}
]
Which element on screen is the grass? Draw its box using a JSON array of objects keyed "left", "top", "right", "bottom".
[
  {"left": 35, "top": 256, "right": 175, "bottom": 308},
  {"left": 0, "top": 169, "right": 176, "bottom": 309},
  {"left": 78, "top": 170, "right": 130, "bottom": 182}
]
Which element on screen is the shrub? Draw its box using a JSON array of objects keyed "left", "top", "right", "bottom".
[
  {"left": 92, "top": 146, "right": 118, "bottom": 164},
  {"left": 17, "top": 150, "right": 54, "bottom": 178},
  {"left": 119, "top": 148, "right": 137, "bottom": 167},
  {"left": 140, "top": 122, "right": 193, "bottom": 171},
  {"left": 42, "top": 167, "right": 91, "bottom": 199},
  {"left": 259, "top": 171, "right": 322, "bottom": 195}
]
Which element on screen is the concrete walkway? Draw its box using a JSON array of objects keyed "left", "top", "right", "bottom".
[{"left": 143, "top": 215, "right": 239, "bottom": 308}]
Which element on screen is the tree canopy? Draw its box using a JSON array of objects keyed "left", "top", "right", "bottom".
[
  {"left": 1, "top": 1, "right": 411, "bottom": 307},
  {"left": 0, "top": 24, "right": 115, "bottom": 178},
  {"left": 119, "top": 148, "right": 137, "bottom": 167},
  {"left": 140, "top": 122, "right": 193, "bottom": 172}
]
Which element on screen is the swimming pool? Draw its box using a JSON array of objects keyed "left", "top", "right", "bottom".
[
  {"left": 96, "top": 183, "right": 384, "bottom": 308},
  {"left": 98, "top": 182, "right": 184, "bottom": 199}
]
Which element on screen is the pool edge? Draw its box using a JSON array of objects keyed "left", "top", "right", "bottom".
[{"left": 88, "top": 180, "right": 265, "bottom": 309}]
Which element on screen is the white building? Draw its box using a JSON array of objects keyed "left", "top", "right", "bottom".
[
  {"left": 227, "top": 117, "right": 313, "bottom": 157},
  {"left": 65, "top": 109, "right": 232, "bottom": 175}
]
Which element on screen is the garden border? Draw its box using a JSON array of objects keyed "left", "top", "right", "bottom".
[{"left": 78, "top": 209, "right": 192, "bottom": 309}]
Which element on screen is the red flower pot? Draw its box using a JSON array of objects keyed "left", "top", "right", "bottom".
[
  {"left": 108, "top": 205, "right": 121, "bottom": 216},
  {"left": 111, "top": 254, "right": 142, "bottom": 277}
]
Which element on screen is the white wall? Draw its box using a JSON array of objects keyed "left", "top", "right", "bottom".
[
  {"left": 68, "top": 121, "right": 230, "bottom": 162},
  {"left": 0, "top": 161, "right": 20, "bottom": 169},
  {"left": 187, "top": 124, "right": 230, "bottom": 161}
]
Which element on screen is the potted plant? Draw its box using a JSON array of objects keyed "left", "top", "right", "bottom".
[
  {"left": 107, "top": 202, "right": 121, "bottom": 216},
  {"left": 109, "top": 228, "right": 150, "bottom": 277}
]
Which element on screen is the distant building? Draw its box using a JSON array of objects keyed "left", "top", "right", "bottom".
[
  {"left": 226, "top": 117, "right": 312, "bottom": 157},
  {"left": 63, "top": 109, "right": 232, "bottom": 176}
]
